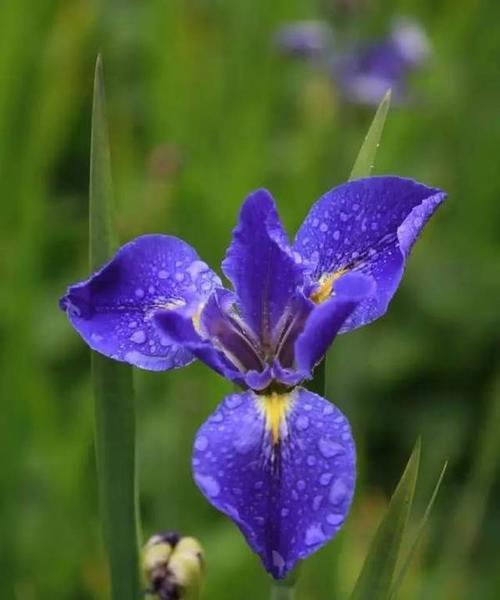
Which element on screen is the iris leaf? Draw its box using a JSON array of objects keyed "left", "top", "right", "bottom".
[
  {"left": 349, "top": 89, "right": 391, "bottom": 181},
  {"left": 389, "top": 460, "right": 448, "bottom": 598},
  {"left": 90, "top": 55, "right": 140, "bottom": 599},
  {"left": 349, "top": 439, "right": 420, "bottom": 600}
]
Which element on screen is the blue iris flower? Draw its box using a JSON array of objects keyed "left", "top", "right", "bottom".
[{"left": 60, "top": 176, "right": 446, "bottom": 578}]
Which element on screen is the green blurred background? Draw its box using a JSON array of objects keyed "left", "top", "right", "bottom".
[{"left": 1, "top": 0, "right": 499, "bottom": 598}]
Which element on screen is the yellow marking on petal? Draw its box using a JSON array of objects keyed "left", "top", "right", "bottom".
[
  {"left": 258, "top": 392, "right": 294, "bottom": 445},
  {"left": 310, "top": 268, "right": 347, "bottom": 304}
]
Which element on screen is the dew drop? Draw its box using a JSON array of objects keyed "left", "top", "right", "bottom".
[
  {"left": 312, "top": 217, "right": 320, "bottom": 227},
  {"left": 320, "top": 472, "right": 333, "bottom": 486},
  {"left": 130, "top": 330, "right": 146, "bottom": 344},
  {"left": 158, "top": 270, "right": 168, "bottom": 279},
  {"left": 305, "top": 524, "right": 326, "bottom": 546},
  {"left": 297, "top": 480, "right": 306, "bottom": 491},
  {"left": 281, "top": 507, "right": 289, "bottom": 517},
  {"left": 323, "top": 404, "right": 334, "bottom": 415},
  {"left": 320, "top": 222, "right": 328, "bottom": 232},
  {"left": 135, "top": 288, "right": 144, "bottom": 298},
  {"left": 333, "top": 230, "right": 340, "bottom": 241},
  {"left": 296, "top": 415, "right": 309, "bottom": 431},
  {"left": 272, "top": 550, "right": 285, "bottom": 571},
  {"left": 329, "top": 479, "right": 348, "bottom": 505},
  {"left": 196, "top": 474, "right": 220, "bottom": 497},
  {"left": 195, "top": 436, "right": 208, "bottom": 451},
  {"left": 307, "top": 455, "right": 317, "bottom": 467},
  {"left": 226, "top": 395, "right": 242, "bottom": 409},
  {"left": 148, "top": 285, "right": 155, "bottom": 294},
  {"left": 175, "top": 272, "right": 185, "bottom": 282},
  {"left": 318, "top": 437, "right": 345, "bottom": 458},
  {"left": 313, "top": 495, "right": 323, "bottom": 510},
  {"left": 128, "top": 321, "right": 137, "bottom": 329},
  {"left": 326, "top": 513, "right": 343, "bottom": 526}
]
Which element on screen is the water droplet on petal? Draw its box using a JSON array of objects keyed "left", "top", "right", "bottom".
[
  {"left": 296, "top": 415, "right": 309, "bottom": 431},
  {"left": 326, "top": 513, "right": 344, "bottom": 526},
  {"left": 329, "top": 479, "right": 348, "bottom": 505},
  {"left": 313, "top": 495, "right": 323, "bottom": 510},
  {"left": 320, "top": 223, "right": 328, "bottom": 232},
  {"left": 323, "top": 404, "right": 334, "bottom": 415},
  {"left": 158, "top": 270, "right": 168, "bottom": 279},
  {"left": 318, "top": 437, "right": 345, "bottom": 458},
  {"left": 175, "top": 272, "right": 185, "bottom": 282},
  {"left": 320, "top": 472, "right": 333, "bottom": 486},
  {"left": 196, "top": 474, "right": 220, "bottom": 498},
  {"left": 130, "top": 330, "right": 146, "bottom": 344},
  {"left": 272, "top": 550, "right": 285, "bottom": 571},
  {"left": 333, "top": 230, "right": 340, "bottom": 241},
  {"left": 135, "top": 288, "right": 144, "bottom": 298},
  {"left": 307, "top": 455, "right": 317, "bottom": 467},
  {"left": 305, "top": 524, "right": 326, "bottom": 546},
  {"left": 297, "top": 480, "right": 306, "bottom": 491},
  {"left": 226, "top": 395, "right": 242, "bottom": 409},
  {"left": 195, "top": 436, "right": 208, "bottom": 451},
  {"left": 281, "top": 507, "right": 289, "bottom": 517}
]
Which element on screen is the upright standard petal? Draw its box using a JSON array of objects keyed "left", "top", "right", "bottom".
[
  {"left": 294, "top": 177, "right": 446, "bottom": 332},
  {"left": 222, "top": 189, "right": 305, "bottom": 347},
  {"left": 60, "top": 234, "right": 221, "bottom": 370},
  {"left": 192, "top": 388, "right": 356, "bottom": 578}
]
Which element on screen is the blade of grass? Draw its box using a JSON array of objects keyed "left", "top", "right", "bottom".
[
  {"left": 90, "top": 55, "right": 140, "bottom": 600},
  {"left": 349, "top": 89, "right": 391, "bottom": 181},
  {"left": 349, "top": 439, "right": 420, "bottom": 600},
  {"left": 389, "top": 461, "right": 448, "bottom": 598}
]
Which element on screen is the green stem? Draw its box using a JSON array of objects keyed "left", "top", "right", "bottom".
[
  {"left": 270, "top": 582, "right": 296, "bottom": 600},
  {"left": 90, "top": 55, "right": 140, "bottom": 599}
]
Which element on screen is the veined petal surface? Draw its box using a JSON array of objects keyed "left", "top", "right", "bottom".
[
  {"left": 294, "top": 177, "right": 446, "bottom": 332},
  {"left": 192, "top": 388, "right": 356, "bottom": 578},
  {"left": 60, "top": 234, "right": 221, "bottom": 370},
  {"left": 222, "top": 189, "right": 305, "bottom": 346}
]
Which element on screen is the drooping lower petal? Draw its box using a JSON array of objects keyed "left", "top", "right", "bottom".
[
  {"left": 59, "top": 234, "right": 221, "bottom": 370},
  {"left": 192, "top": 388, "right": 356, "bottom": 579},
  {"left": 293, "top": 177, "right": 446, "bottom": 332},
  {"left": 295, "top": 273, "right": 375, "bottom": 375},
  {"left": 222, "top": 189, "right": 305, "bottom": 347}
]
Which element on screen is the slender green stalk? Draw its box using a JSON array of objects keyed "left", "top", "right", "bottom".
[
  {"left": 270, "top": 582, "right": 296, "bottom": 600},
  {"left": 90, "top": 55, "right": 140, "bottom": 599}
]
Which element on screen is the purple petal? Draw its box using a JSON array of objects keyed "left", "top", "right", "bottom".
[
  {"left": 295, "top": 273, "right": 375, "bottom": 375},
  {"left": 59, "top": 234, "right": 221, "bottom": 370},
  {"left": 154, "top": 307, "right": 245, "bottom": 385},
  {"left": 192, "top": 388, "right": 356, "bottom": 579},
  {"left": 222, "top": 189, "right": 305, "bottom": 346},
  {"left": 294, "top": 177, "right": 446, "bottom": 332},
  {"left": 274, "top": 21, "right": 332, "bottom": 59}
]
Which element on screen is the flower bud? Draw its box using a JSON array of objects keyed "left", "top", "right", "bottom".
[{"left": 142, "top": 532, "right": 204, "bottom": 600}]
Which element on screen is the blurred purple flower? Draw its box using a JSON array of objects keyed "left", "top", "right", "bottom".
[
  {"left": 274, "top": 21, "right": 333, "bottom": 59},
  {"left": 60, "top": 177, "right": 445, "bottom": 578},
  {"left": 334, "top": 19, "right": 431, "bottom": 105}
]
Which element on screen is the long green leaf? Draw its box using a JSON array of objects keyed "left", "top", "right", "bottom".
[
  {"left": 349, "top": 89, "right": 391, "bottom": 181},
  {"left": 350, "top": 439, "right": 420, "bottom": 600},
  {"left": 389, "top": 461, "right": 448, "bottom": 598},
  {"left": 90, "top": 55, "right": 140, "bottom": 600}
]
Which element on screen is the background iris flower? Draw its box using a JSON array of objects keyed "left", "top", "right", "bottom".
[{"left": 60, "top": 176, "right": 445, "bottom": 578}]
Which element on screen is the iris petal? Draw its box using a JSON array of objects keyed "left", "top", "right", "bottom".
[
  {"left": 222, "top": 189, "right": 306, "bottom": 346},
  {"left": 192, "top": 388, "right": 356, "bottom": 579},
  {"left": 59, "top": 234, "right": 221, "bottom": 370},
  {"left": 294, "top": 176, "right": 446, "bottom": 332},
  {"left": 295, "top": 273, "right": 375, "bottom": 375}
]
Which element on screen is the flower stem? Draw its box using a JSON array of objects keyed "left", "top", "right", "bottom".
[{"left": 270, "top": 580, "right": 296, "bottom": 600}]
